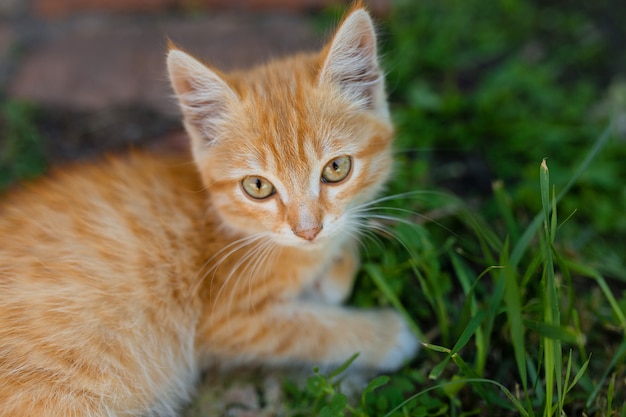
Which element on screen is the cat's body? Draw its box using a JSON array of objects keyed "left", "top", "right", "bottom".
[{"left": 0, "top": 6, "right": 419, "bottom": 416}]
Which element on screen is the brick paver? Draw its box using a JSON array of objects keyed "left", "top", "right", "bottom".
[
  {"left": 7, "top": 12, "right": 319, "bottom": 114},
  {"left": 33, "top": 0, "right": 361, "bottom": 18},
  {"left": 4, "top": 0, "right": 390, "bottom": 113}
]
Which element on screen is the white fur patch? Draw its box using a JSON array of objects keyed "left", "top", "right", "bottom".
[{"left": 378, "top": 316, "right": 420, "bottom": 371}]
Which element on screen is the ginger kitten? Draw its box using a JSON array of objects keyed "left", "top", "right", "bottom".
[{"left": 0, "top": 5, "right": 419, "bottom": 416}]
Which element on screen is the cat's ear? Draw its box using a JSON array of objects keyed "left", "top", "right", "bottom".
[
  {"left": 167, "top": 47, "right": 239, "bottom": 149},
  {"left": 319, "top": 8, "right": 389, "bottom": 120}
]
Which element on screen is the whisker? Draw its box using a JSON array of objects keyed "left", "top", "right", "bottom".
[
  {"left": 364, "top": 221, "right": 420, "bottom": 260},
  {"left": 194, "top": 232, "right": 269, "bottom": 301},
  {"left": 357, "top": 228, "right": 387, "bottom": 256},
  {"left": 210, "top": 235, "right": 269, "bottom": 311},
  {"left": 227, "top": 238, "right": 275, "bottom": 314},
  {"left": 342, "top": 217, "right": 387, "bottom": 258},
  {"left": 349, "top": 190, "right": 447, "bottom": 211},
  {"left": 348, "top": 202, "right": 462, "bottom": 240},
  {"left": 244, "top": 240, "right": 279, "bottom": 313}
]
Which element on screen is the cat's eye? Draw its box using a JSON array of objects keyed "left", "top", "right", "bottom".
[
  {"left": 321, "top": 156, "right": 352, "bottom": 183},
  {"left": 242, "top": 176, "right": 275, "bottom": 199}
]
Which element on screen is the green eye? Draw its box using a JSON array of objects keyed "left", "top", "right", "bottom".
[
  {"left": 322, "top": 156, "right": 352, "bottom": 183},
  {"left": 242, "top": 176, "right": 275, "bottom": 199}
]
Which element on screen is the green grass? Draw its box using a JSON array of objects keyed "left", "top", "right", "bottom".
[
  {"left": 0, "top": 100, "right": 47, "bottom": 189},
  {"left": 283, "top": 126, "right": 623, "bottom": 416},
  {"left": 285, "top": 1, "right": 625, "bottom": 415}
]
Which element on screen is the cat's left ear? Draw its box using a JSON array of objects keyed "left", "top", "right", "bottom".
[
  {"left": 319, "top": 8, "right": 389, "bottom": 121},
  {"left": 167, "top": 46, "right": 239, "bottom": 153}
]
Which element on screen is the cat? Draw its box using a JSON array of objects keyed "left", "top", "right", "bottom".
[{"left": 0, "top": 4, "right": 419, "bottom": 416}]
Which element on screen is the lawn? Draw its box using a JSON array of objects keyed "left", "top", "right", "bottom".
[
  {"left": 1, "top": 0, "right": 625, "bottom": 415},
  {"left": 286, "top": 0, "right": 625, "bottom": 415}
]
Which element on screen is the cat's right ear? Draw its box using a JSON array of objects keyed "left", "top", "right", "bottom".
[
  {"left": 319, "top": 7, "right": 389, "bottom": 121},
  {"left": 167, "top": 47, "right": 239, "bottom": 149}
]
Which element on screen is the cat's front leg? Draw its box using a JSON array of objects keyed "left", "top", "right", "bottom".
[
  {"left": 300, "top": 242, "right": 359, "bottom": 305},
  {"left": 199, "top": 302, "right": 419, "bottom": 372}
]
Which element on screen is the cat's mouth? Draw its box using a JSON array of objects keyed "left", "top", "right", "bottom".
[
  {"left": 272, "top": 228, "right": 329, "bottom": 249},
  {"left": 285, "top": 235, "right": 326, "bottom": 248}
]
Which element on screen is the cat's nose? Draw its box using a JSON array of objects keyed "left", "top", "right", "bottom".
[{"left": 293, "top": 225, "right": 323, "bottom": 241}]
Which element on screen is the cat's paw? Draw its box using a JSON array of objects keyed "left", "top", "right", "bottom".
[{"left": 376, "top": 312, "right": 420, "bottom": 371}]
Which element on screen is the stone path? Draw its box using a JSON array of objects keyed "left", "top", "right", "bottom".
[
  {"left": 2, "top": 0, "right": 389, "bottom": 114},
  {"left": 2, "top": 10, "right": 319, "bottom": 116}
]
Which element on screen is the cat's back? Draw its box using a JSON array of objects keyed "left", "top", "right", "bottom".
[
  {"left": 0, "top": 152, "right": 206, "bottom": 416},
  {"left": 0, "top": 151, "right": 205, "bottom": 266}
]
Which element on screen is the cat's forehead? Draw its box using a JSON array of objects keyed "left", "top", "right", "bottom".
[
  {"left": 230, "top": 110, "right": 344, "bottom": 178},
  {"left": 209, "top": 54, "right": 381, "bottom": 186},
  {"left": 229, "top": 63, "right": 360, "bottom": 163},
  {"left": 216, "top": 116, "right": 347, "bottom": 197}
]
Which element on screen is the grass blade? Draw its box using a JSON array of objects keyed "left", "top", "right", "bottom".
[
  {"left": 567, "top": 353, "right": 591, "bottom": 394},
  {"left": 540, "top": 160, "right": 562, "bottom": 416},
  {"left": 586, "top": 336, "right": 626, "bottom": 408},
  {"left": 501, "top": 237, "right": 527, "bottom": 391},
  {"left": 564, "top": 260, "right": 626, "bottom": 331},
  {"left": 493, "top": 179, "right": 521, "bottom": 244},
  {"left": 363, "top": 263, "right": 424, "bottom": 340},
  {"left": 381, "top": 378, "right": 530, "bottom": 417},
  {"left": 509, "top": 125, "right": 613, "bottom": 268}
]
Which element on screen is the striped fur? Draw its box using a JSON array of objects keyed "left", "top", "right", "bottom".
[{"left": 0, "top": 5, "right": 418, "bottom": 416}]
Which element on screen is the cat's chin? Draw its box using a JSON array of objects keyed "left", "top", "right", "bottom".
[
  {"left": 271, "top": 229, "right": 348, "bottom": 251},
  {"left": 272, "top": 235, "right": 328, "bottom": 250}
]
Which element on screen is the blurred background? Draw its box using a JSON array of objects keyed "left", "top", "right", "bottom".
[{"left": 1, "top": 0, "right": 625, "bottom": 414}]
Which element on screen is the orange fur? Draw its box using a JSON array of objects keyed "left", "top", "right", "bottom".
[{"left": 0, "top": 7, "right": 418, "bottom": 416}]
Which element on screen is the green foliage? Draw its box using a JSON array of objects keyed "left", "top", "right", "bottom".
[
  {"left": 286, "top": 1, "right": 625, "bottom": 415},
  {"left": 284, "top": 355, "right": 448, "bottom": 416},
  {"left": 285, "top": 127, "right": 624, "bottom": 416},
  {"left": 0, "top": 100, "right": 47, "bottom": 190},
  {"left": 385, "top": 0, "right": 626, "bottom": 258}
]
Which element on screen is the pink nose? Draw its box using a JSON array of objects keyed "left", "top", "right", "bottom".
[{"left": 293, "top": 225, "right": 323, "bottom": 241}]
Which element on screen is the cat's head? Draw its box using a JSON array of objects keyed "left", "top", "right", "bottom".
[{"left": 167, "top": 6, "right": 393, "bottom": 248}]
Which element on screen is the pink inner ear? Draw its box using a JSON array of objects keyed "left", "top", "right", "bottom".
[
  {"left": 319, "top": 9, "right": 384, "bottom": 112},
  {"left": 167, "top": 50, "right": 240, "bottom": 148}
]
